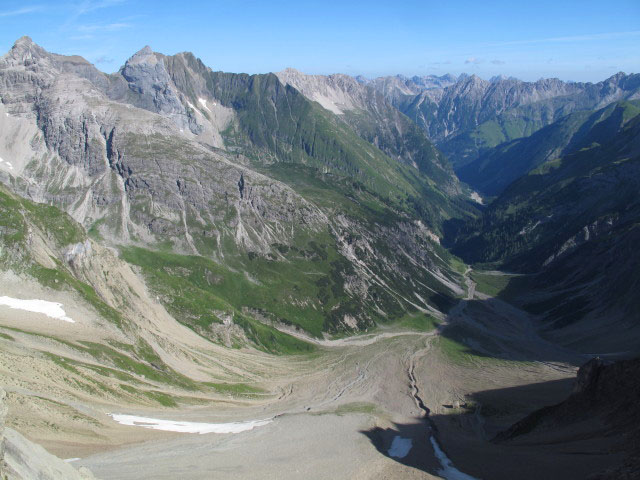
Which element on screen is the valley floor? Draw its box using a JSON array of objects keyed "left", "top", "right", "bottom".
[{"left": 0, "top": 271, "right": 620, "bottom": 479}]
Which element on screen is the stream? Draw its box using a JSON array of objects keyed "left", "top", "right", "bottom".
[{"left": 404, "top": 267, "right": 481, "bottom": 480}]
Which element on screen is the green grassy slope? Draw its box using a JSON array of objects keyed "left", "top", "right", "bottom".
[
  {"left": 451, "top": 110, "right": 640, "bottom": 270},
  {"left": 166, "top": 53, "right": 469, "bottom": 230},
  {"left": 0, "top": 184, "right": 313, "bottom": 354}
]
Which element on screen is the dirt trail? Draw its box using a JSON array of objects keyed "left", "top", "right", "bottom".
[{"left": 465, "top": 269, "right": 476, "bottom": 300}]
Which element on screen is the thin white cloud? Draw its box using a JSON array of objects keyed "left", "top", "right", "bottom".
[
  {"left": 76, "top": 0, "right": 127, "bottom": 15},
  {"left": 94, "top": 55, "right": 113, "bottom": 64},
  {"left": 0, "top": 5, "right": 44, "bottom": 17},
  {"left": 61, "top": 0, "right": 127, "bottom": 29},
  {"left": 491, "top": 59, "right": 506, "bottom": 65},
  {"left": 465, "top": 57, "right": 483, "bottom": 65},
  {"left": 69, "top": 34, "right": 95, "bottom": 40},
  {"left": 78, "top": 22, "right": 131, "bottom": 32},
  {"left": 489, "top": 30, "right": 640, "bottom": 47}
]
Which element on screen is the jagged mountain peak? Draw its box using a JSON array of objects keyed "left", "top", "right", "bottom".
[
  {"left": 4, "top": 35, "right": 50, "bottom": 64},
  {"left": 460, "top": 73, "right": 486, "bottom": 84},
  {"left": 277, "top": 67, "right": 357, "bottom": 86},
  {"left": 124, "top": 45, "right": 159, "bottom": 66},
  {"left": 490, "top": 74, "right": 520, "bottom": 83},
  {"left": 279, "top": 66, "right": 303, "bottom": 75},
  {"left": 118, "top": 45, "right": 189, "bottom": 118},
  {"left": 608, "top": 71, "right": 630, "bottom": 81},
  {"left": 13, "top": 35, "right": 35, "bottom": 47}
]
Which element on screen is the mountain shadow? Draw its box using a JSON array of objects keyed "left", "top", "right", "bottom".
[{"left": 361, "top": 375, "right": 632, "bottom": 480}]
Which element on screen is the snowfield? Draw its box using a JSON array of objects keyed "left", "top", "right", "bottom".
[
  {"left": 387, "top": 435, "right": 412, "bottom": 458},
  {"left": 0, "top": 296, "right": 74, "bottom": 323},
  {"left": 108, "top": 414, "right": 273, "bottom": 434}
]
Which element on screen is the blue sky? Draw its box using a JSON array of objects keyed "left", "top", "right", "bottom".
[{"left": 0, "top": 0, "right": 638, "bottom": 82}]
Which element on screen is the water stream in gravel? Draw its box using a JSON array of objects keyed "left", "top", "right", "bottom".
[{"left": 406, "top": 267, "right": 481, "bottom": 480}]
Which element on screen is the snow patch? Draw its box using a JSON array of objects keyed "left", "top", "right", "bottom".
[
  {"left": 388, "top": 436, "right": 412, "bottom": 458},
  {"left": 64, "top": 458, "right": 80, "bottom": 463},
  {"left": 0, "top": 296, "right": 74, "bottom": 323},
  {"left": 5, "top": 161, "right": 13, "bottom": 169},
  {"left": 518, "top": 220, "right": 540, "bottom": 236},
  {"left": 198, "top": 97, "right": 211, "bottom": 112},
  {"left": 470, "top": 192, "right": 483, "bottom": 204},
  {"left": 430, "top": 436, "right": 479, "bottom": 480},
  {"left": 108, "top": 414, "right": 273, "bottom": 434}
]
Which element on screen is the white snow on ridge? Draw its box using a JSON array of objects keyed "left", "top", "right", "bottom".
[
  {"left": 109, "top": 414, "right": 273, "bottom": 434},
  {"left": 388, "top": 435, "right": 412, "bottom": 458},
  {"left": 0, "top": 296, "right": 74, "bottom": 323}
]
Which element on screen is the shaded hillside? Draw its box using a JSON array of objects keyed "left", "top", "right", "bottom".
[
  {"left": 452, "top": 110, "right": 640, "bottom": 270},
  {"left": 450, "top": 110, "right": 640, "bottom": 351},
  {"left": 458, "top": 100, "right": 640, "bottom": 195},
  {"left": 495, "top": 358, "right": 640, "bottom": 479}
]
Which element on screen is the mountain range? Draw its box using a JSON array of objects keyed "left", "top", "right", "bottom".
[
  {"left": 367, "top": 71, "right": 640, "bottom": 168},
  {"left": 0, "top": 36, "right": 639, "bottom": 480}
]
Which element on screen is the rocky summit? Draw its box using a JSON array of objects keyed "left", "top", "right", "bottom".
[{"left": 0, "top": 34, "right": 638, "bottom": 480}]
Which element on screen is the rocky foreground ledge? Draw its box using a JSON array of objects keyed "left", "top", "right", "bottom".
[
  {"left": 495, "top": 357, "right": 640, "bottom": 479},
  {"left": 0, "top": 388, "right": 98, "bottom": 480}
]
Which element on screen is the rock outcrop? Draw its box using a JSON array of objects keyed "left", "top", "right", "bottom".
[{"left": 0, "top": 388, "right": 98, "bottom": 480}]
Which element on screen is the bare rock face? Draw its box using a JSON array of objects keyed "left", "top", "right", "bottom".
[
  {"left": 119, "top": 46, "right": 201, "bottom": 134},
  {"left": 121, "top": 46, "right": 183, "bottom": 114},
  {"left": 495, "top": 357, "right": 640, "bottom": 440},
  {"left": 2, "top": 429, "right": 98, "bottom": 480},
  {"left": 0, "top": 37, "right": 326, "bottom": 252}
]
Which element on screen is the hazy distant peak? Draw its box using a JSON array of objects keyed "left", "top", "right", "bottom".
[
  {"left": 280, "top": 67, "right": 303, "bottom": 75},
  {"left": 489, "top": 74, "right": 520, "bottom": 83}
]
